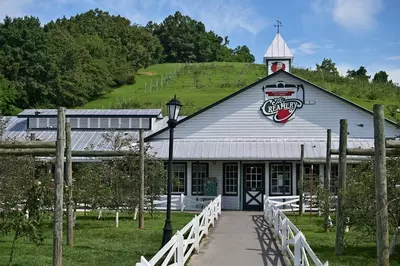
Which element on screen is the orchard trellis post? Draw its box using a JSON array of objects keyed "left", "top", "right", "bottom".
[
  {"left": 374, "top": 104, "right": 389, "bottom": 266},
  {"left": 330, "top": 104, "right": 400, "bottom": 265},
  {"left": 139, "top": 129, "right": 145, "bottom": 229},
  {"left": 335, "top": 119, "right": 347, "bottom": 256},
  {"left": 53, "top": 107, "right": 66, "bottom": 266},
  {"left": 324, "top": 129, "right": 332, "bottom": 232},
  {"left": 299, "top": 144, "right": 304, "bottom": 215},
  {"left": 65, "top": 123, "right": 73, "bottom": 247}
]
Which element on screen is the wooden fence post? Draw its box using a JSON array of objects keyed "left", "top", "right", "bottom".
[
  {"left": 139, "top": 129, "right": 145, "bottom": 229},
  {"left": 65, "top": 123, "right": 73, "bottom": 247},
  {"left": 194, "top": 215, "right": 200, "bottom": 253},
  {"left": 204, "top": 210, "right": 209, "bottom": 236},
  {"left": 180, "top": 194, "right": 185, "bottom": 211},
  {"left": 53, "top": 107, "right": 66, "bottom": 266},
  {"left": 176, "top": 231, "right": 184, "bottom": 266},
  {"left": 299, "top": 144, "right": 304, "bottom": 215},
  {"left": 274, "top": 209, "right": 279, "bottom": 238},
  {"left": 374, "top": 104, "right": 390, "bottom": 266},
  {"left": 281, "top": 218, "right": 288, "bottom": 254},
  {"left": 294, "top": 232, "right": 302, "bottom": 266},
  {"left": 335, "top": 119, "right": 347, "bottom": 256},
  {"left": 324, "top": 129, "right": 332, "bottom": 232}
]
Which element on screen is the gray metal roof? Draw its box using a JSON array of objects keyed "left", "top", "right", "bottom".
[
  {"left": 18, "top": 109, "right": 162, "bottom": 117},
  {"left": 148, "top": 138, "right": 374, "bottom": 160},
  {"left": 2, "top": 116, "right": 374, "bottom": 160},
  {"left": 2, "top": 116, "right": 184, "bottom": 152}
]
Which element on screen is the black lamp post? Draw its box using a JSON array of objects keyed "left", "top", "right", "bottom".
[{"left": 162, "top": 95, "right": 182, "bottom": 246}]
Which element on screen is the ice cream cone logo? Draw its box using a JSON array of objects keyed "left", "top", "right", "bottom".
[{"left": 271, "top": 61, "right": 286, "bottom": 72}]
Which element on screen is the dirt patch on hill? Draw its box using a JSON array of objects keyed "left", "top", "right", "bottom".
[{"left": 138, "top": 71, "right": 157, "bottom": 76}]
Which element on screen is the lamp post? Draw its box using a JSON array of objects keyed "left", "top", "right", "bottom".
[{"left": 162, "top": 95, "right": 182, "bottom": 246}]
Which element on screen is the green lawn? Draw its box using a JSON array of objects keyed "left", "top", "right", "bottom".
[
  {"left": 292, "top": 215, "right": 400, "bottom": 266},
  {"left": 0, "top": 211, "right": 194, "bottom": 266},
  {"left": 82, "top": 62, "right": 400, "bottom": 121}
]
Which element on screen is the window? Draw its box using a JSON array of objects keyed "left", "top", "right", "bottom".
[
  {"left": 271, "top": 163, "right": 292, "bottom": 195},
  {"left": 192, "top": 163, "right": 208, "bottom": 195},
  {"left": 223, "top": 163, "right": 238, "bottom": 195},
  {"left": 165, "top": 163, "right": 186, "bottom": 194}
]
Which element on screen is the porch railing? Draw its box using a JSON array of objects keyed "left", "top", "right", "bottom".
[
  {"left": 264, "top": 195, "right": 329, "bottom": 266},
  {"left": 267, "top": 195, "right": 337, "bottom": 213}
]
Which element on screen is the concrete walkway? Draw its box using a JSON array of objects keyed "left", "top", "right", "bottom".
[{"left": 188, "top": 212, "right": 288, "bottom": 266}]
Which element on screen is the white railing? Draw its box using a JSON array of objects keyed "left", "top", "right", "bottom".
[
  {"left": 267, "top": 195, "right": 337, "bottom": 214},
  {"left": 149, "top": 195, "right": 216, "bottom": 211},
  {"left": 264, "top": 196, "right": 329, "bottom": 266},
  {"left": 136, "top": 195, "right": 222, "bottom": 266}
]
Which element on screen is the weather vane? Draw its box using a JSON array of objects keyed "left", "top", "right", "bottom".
[{"left": 274, "top": 19, "right": 282, "bottom": 33}]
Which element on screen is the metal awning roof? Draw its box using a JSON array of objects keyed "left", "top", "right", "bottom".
[
  {"left": 17, "top": 109, "right": 163, "bottom": 117},
  {"left": 148, "top": 138, "right": 374, "bottom": 160}
]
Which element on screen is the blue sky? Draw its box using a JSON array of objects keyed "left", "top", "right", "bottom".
[{"left": 1, "top": 0, "right": 400, "bottom": 83}]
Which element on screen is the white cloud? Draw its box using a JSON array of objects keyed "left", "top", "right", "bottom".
[
  {"left": 170, "top": 0, "right": 269, "bottom": 35},
  {"left": 0, "top": 0, "right": 269, "bottom": 35},
  {"left": 0, "top": 0, "right": 33, "bottom": 19},
  {"left": 312, "top": 0, "right": 383, "bottom": 31},
  {"left": 336, "top": 63, "right": 355, "bottom": 76},
  {"left": 386, "top": 56, "right": 400, "bottom": 61},
  {"left": 387, "top": 69, "right": 400, "bottom": 84},
  {"left": 293, "top": 42, "right": 320, "bottom": 55}
]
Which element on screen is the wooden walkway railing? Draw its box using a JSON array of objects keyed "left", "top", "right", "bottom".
[
  {"left": 135, "top": 195, "right": 222, "bottom": 266},
  {"left": 264, "top": 196, "right": 329, "bottom": 266}
]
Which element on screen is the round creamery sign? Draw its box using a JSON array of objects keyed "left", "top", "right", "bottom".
[{"left": 260, "top": 83, "right": 304, "bottom": 123}]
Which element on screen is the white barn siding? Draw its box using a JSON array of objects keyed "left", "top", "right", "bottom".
[{"left": 153, "top": 72, "right": 398, "bottom": 141}]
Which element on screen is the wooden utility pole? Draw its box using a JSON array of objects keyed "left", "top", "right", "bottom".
[
  {"left": 335, "top": 119, "right": 347, "bottom": 255},
  {"left": 374, "top": 104, "right": 389, "bottom": 266},
  {"left": 53, "top": 107, "right": 66, "bottom": 266},
  {"left": 324, "top": 129, "right": 332, "bottom": 232},
  {"left": 139, "top": 129, "right": 145, "bottom": 229},
  {"left": 65, "top": 123, "right": 73, "bottom": 247},
  {"left": 299, "top": 144, "right": 304, "bottom": 215}
]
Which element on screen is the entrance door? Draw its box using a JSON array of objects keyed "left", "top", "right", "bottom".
[{"left": 243, "top": 164, "right": 265, "bottom": 211}]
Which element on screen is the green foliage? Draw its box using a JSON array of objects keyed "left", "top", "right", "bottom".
[
  {"left": 0, "top": 9, "right": 163, "bottom": 113},
  {"left": 316, "top": 58, "right": 339, "bottom": 76},
  {"left": 0, "top": 156, "right": 53, "bottom": 265},
  {"left": 149, "top": 11, "right": 254, "bottom": 63},
  {"left": 347, "top": 66, "right": 371, "bottom": 80},
  {"left": 73, "top": 131, "right": 167, "bottom": 218},
  {"left": 373, "top": 70, "right": 389, "bottom": 84},
  {"left": 344, "top": 158, "right": 400, "bottom": 237}
]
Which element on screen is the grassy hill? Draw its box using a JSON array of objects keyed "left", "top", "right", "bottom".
[{"left": 84, "top": 62, "right": 400, "bottom": 121}]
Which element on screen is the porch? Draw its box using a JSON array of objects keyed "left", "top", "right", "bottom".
[{"left": 168, "top": 160, "right": 334, "bottom": 211}]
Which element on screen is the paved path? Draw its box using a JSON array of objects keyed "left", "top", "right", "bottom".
[{"left": 188, "top": 211, "right": 288, "bottom": 266}]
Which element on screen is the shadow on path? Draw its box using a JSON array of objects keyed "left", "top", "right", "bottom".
[{"left": 250, "top": 214, "right": 287, "bottom": 265}]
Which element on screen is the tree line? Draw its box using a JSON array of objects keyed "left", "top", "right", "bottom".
[{"left": 0, "top": 9, "right": 255, "bottom": 115}]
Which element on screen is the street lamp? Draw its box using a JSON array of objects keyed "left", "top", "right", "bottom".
[{"left": 162, "top": 95, "right": 182, "bottom": 246}]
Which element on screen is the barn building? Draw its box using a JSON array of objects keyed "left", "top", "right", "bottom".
[{"left": 3, "top": 31, "right": 400, "bottom": 211}]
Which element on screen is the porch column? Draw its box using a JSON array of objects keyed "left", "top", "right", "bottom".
[
  {"left": 319, "top": 164, "right": 325, "bottom": 186},
  {"left": 238, "top": 161, "right": 242, "bottom": 210},
  {"left": 265, "top": 162, "right": 270, "bottom": 197},
  {"left": 292, "top": 162, "right": 297, "bottom": 195},
  {"left": 187, "top": 163, "right": 192, "bottom": 196}
]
